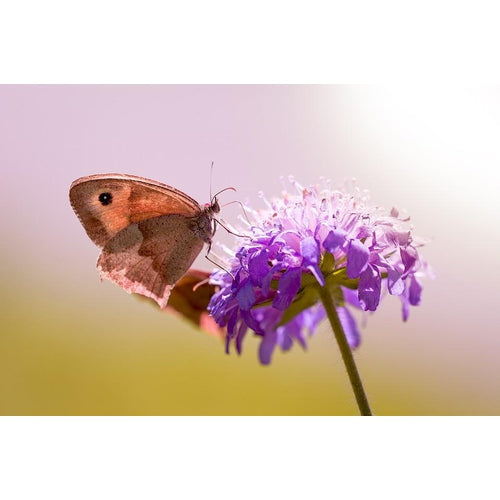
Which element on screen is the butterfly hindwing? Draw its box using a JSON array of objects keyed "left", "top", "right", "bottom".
[{"left": 97, "top": 214, "right": 206, "bottom": 309}]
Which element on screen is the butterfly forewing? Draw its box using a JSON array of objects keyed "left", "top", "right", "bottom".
[{"left": 69, "top": 174, "right": 201, "bottom": 247}]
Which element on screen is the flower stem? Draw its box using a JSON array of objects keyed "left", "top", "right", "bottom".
[{"left": 317, "top": 285, "right": 372, "bottom": 416}]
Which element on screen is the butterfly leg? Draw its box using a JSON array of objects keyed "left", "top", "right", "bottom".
[
  {"left": 213, "top": 218, "right": 247, "bottom": 238},
  {"left": 220, "top": 199, "right": 251, "bottom": 224},
  {"left": 204, "top": 243, "right": 235, "bottom": 280}
]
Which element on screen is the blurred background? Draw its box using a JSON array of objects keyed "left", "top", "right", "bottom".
[{"left": 1, "top": 85, "right": 498, "bottom": 415}]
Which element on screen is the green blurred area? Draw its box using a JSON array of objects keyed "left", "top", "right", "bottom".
[
  {"left": 0, "top": 283, "right": 349, "bottom": 415},
  {"left": 1, "top": 273, "right": 495, "bottom": 416}
]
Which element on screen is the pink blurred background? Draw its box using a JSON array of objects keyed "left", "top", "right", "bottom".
[{"left": 1, "top": 85, "right": 499, "bottom": 415}]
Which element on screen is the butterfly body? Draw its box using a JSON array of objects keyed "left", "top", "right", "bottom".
[{"left": 70, "top": 173, "right": 220, "bottom": 309}]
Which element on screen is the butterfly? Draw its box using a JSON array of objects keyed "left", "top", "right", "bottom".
[{"left": 69, "top": 173, "right": 221, "bottom": 311}]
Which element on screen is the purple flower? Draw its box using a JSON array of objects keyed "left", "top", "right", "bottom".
[{"left": 209, "top": 177, "right": 431, "bottom": 365}]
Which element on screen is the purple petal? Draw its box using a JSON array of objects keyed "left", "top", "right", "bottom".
[
  {"left": 241, "top": 310, "right": 265, "bottom": 335},
  {"left": 225, "top": 309, "right": 238, "bottom": 353},
  {"left": 261, "top": 263, "right": 283, "bottom": 297},
  {"left": 259, "top": 331, "right": 278, "bottom": 365},
  {"left": 227, "top": 308, "right": 238, "bottom": 336},
  {"left": 400, "top": 292, "right": 410, "bottom": 321},
  {"left": 342, "top": 287, "right": 362, "bottom": 309},
  {"left": 248, "top": 249, "right": 270, "bottom": 285},
  {"left": 272, "top": 268, "right": 302, "bottom": 311},
  {"left": 275, "top": 230, "right": 301, "bottom": 252},
  {"left": 236, "top": 280, "right": 256, "bottom": 311},
  {"left": 337, "top": 306, "right": 361, "bottom": 348},
  {"left": 356, "top": 226, "right": 372, "bottom": 240},
  {"left": 300, "top": 236, "right": 325, "bottom": 285},
  {"left": 315, "top": 222, "right": 333, "bottom": 243},
  {"left": 346, "top": 239, "right": 370, "bottom": 278},
  {"left": 309, "top": 264, "right": 325, "bottom": 285},
  {"left": 387, "top": 268, "right": 404, "bottom": 296},
  {"left": 409, "top": 275, "right": 423, "bottom": 306},
  {"left": 235, "top": 321, "right": 248, "bottom": 354},
  {"left": 252, "top": 306, "right": 281, "bottom": 332},
  {"left": 323, "top": 229, "right": 347, "bottom": 253},
  {"left": 396, "top": 231, "right": 411, "bottom": 246},
  {"left": 279, "top": 315, "right": 308, "bottom": 349},
  {"left": 278, "top": 330, "right": 294, "bottom": 351},
  {"left": 300, "top": 236, "right": 320, "bottom": 264},
  {"left": 358, "top": 265, "right": 381, "bottom": 311},
  {"left": 385, "top": 229, "right": 411, "bottom": 247},
  {"left": 235, "top": 246, "right": 248, "bottom": 264},
  {"left": 401, "top": 246, "right": 418, "bottom": 275},
  {"left": 292, "top": 305, "right": 326, "bottom": 341}
]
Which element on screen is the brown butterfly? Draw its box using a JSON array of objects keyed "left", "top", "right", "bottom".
[{"left": 69, "top": 173, "right": 221, "bottom": 310}]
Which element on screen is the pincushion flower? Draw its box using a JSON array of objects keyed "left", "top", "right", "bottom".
[{"left": 209, "top": 177, "right": 431, "bottom": 375}]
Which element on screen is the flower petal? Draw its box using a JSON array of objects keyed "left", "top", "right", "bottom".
[
  {"left": 358, "top": 265, "right": 381, "bottom": 311},
  {"left": 387, "top": 268, "right": 404, "bottom": 296},
  {"left": 300, "top": 236, "right": 320, "bottom": 264},
  {"left": 278, "top": 312, "right": 310, "bottom": 349},
  {"left": 400, "top": 291, "right": 410, "bottom": 322},
  {"left": 235, "top": 321, "right": 248, "bottom": 354},
  {"left": 248, "top": 249, "right": 270, "bottom": 286},
  {"left": 259, "top": 331, "right": 278, "bottom": 365},
  {"left": 346, "top": 239, "right": 370, "bottom": 278},
  {"left": 241, "top": 310, "right": 265, "bottom": 335},
  {"left": 308, "top": 264, "right": 325, "bottom": 285},
  {"left": 261, "top": 262, "right": 283, "bottom": 297},
  {"left": 401, "top": 245, "right": 418, "bottom": 276},
  {"left": 300, "top": 236, "right": 325, "bottom": 285},
  {"left": 323, "top": 228, "right": 347, "bottom": 253},
  {"left": 272, "top": 268, "right": 302, "bottom": 310},
  {"left": 278, "top": 330, "right": 294, "bottom": 351},
  {"left": 409, "top": 275, "right": 423, "bottom": 306},
  {"left": 337, "top": 306, "right": 361, "bottom": 349},
  {"left": 236, "top": 280, "right": 256, "bottom": 311},
  {"left": 227, "top": 308, "right": 238, "bottom": 335},
  {"left": 342, "top": 287, "right": 362, "bottom": 309}
]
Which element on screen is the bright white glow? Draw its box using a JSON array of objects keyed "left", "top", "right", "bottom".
[{"left": 336, "top": 86, "right": 500, "bottom": 220}]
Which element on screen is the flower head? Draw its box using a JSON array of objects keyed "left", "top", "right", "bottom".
[{"left": 209, "top": 177, "right": 431, "bottom": 364}]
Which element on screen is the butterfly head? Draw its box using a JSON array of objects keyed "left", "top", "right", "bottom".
[
  {"left": 207, "top": 186, "right": 236, "bottom": 216},
  {"left": 204, "top": 197, "right": 221, "bottom": 216}
]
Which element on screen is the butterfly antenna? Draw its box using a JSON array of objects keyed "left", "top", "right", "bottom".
[
  {"left": 209, "top": 161, "right": 214, "bottom": 200},
  {"left": 211, "top": 186, "right": 236, "bottom": 204}
]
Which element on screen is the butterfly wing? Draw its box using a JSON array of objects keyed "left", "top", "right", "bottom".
[
  {"left": 97, "top": 214, "right": 205, "bottom": 308},
  {"left": 142, "top": 270, "right": 224, "bottom": 337},
  {"left": 69, "top": 173, "right": 201, "bottom": 247}
]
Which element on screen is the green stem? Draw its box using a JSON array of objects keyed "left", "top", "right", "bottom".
[{"left": 317, "top": 285, "right": 372, "bottom": 416}]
